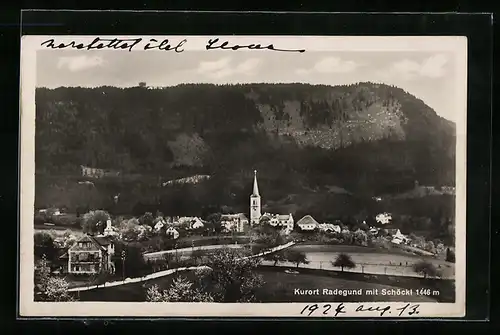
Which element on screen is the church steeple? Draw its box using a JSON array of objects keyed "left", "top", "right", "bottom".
[
  {"left": 252, "top": 170, "right": 260, "bottom": 196},
  {"left": 250, "top": 170, "right": 261, "bottom": 225}
]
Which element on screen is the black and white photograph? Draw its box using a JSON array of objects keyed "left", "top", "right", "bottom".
[{"left": 19, "top": 35, "right": 467, "bottom": 318}]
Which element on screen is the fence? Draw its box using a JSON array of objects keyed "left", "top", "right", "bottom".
[
  {"left": 261, "top": 259, "right": 454, "bottom": 279},
  {"left": 68, "top": 241, "right": 295, "bottom": 292}
]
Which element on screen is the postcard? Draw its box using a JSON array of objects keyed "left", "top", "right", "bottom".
[{"left": 19, "top": 35, "right": 467, "bottom": 318}]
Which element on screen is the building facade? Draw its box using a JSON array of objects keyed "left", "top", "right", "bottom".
[
  {"left": 250, "top": 170, "right": 261, "bottom": 225},
  {"left": 66, "top": 234, "right": 116, "bottom": 275},
  {"left": 221, "top": 213, "right": 249, "bottom": 233},
  {"left": 261, "top": 213, "right": 294, "bottom": 231}
]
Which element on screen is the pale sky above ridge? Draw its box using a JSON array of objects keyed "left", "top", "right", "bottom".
[{"left": 37, "top": 50, "right": 457, "bottom": 122}]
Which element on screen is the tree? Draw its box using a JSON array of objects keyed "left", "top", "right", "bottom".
[
  {"left": 118, "top": 218, "right": 142, "bottom": 242},
  {"left": 139, "top": 212, "right": 155, "bottom": 227},
  {"left": 34, "top": 255, "right": 75, "bottom": 302},
  {"left": 264, "top": 250, "right": 287, "bottom": 266},
  {"left": 340, "top": 230, "right": 353, "bottom": 244},
  {"left": 285, "top": 250, "right": 309, "bottom": 268},
  {"left": 353, "top": 229, "right": 368, "bottom": 246},
  {"left": 412, "top": 260, "right": 440, "bottom": 278},
  {"left": 200, "top": 247, "right": 264, "bottom": 302},
  {"left": 424, "top": 241, "right": 436, "bottom": 254},
  {"left": 81, "top": 210, "right": 110, "bottom": 235},
  {"left": 332, "top": 253, "right": 356, "bottom": 272},
  {"left": 34, "top": 232, "right": 56, "bottom": 261},
  {"left": 115, "top": 241, "right": 149, "bottom": 278},
  {"left": 206, "top": 213, "right": 223, "bottom": 234},
  {"left": 161, "top": 252, "right": 175, "bottom": 269},
  {"left": 146, "top": 276, "right": 214, "bottom": 302},
  {"left": 138, "top": 82, "right": 147, "bottom": 88},
  {"left": 191, "top": 248, "right": 205, "bottom": 265},
  {"left": 250, "top": 222, "right": 286, "bottom": 248},
  {"left": 445, "top": 248, "right": 455, "bottom": 263}
]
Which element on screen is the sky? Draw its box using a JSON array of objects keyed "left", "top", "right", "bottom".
[{"left": 36, "top": 49, "right": 457, "bottom": 122}]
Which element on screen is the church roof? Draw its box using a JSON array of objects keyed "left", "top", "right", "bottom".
[
  {"left": 297, "top": 215, "right": 319, "bottom": 226},
  {"left": 252, "top": 170, "right": 260, "bottom": 196}
]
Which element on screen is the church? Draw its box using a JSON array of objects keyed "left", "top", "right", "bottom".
[{"left": 250, "top": 170, "right": 294, "bottom": 233}]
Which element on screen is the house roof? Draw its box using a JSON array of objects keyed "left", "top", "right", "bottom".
[
  {"left": 59, "top": 253, "right": 69, "bottom": 259},
  {"left": 69, "top": 234, "right": 113, "bottom": 252},
  {"left": 91, "top": 236, "right": 113, "bottom": 246},
  {"left": 297, "top": 215, "right": 319, "bottom": 226}
]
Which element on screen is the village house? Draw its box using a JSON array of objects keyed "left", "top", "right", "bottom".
[
  {"left": 80, "top": 165, "right": 105, "bottom": 178},
  {"left": 165, "top": 227, "right": 180, "bottom": 239},
  {"left": 221, "top": 213, "right": 249, "bottom": 233},
  {"left": 102, "top": 219, "right": 120, "bottom": 237},
  {"left": 440, "top": 186, "right": 456, "bottom": 195},
  {"left": 386, "top": 228, "right": 410, "bottom": 245},
  {"left": 261, "top": 213, "right": 294, "bottom": 231},
  {"left": 318, "top": 223, "right": 341, "bottom": 233},
  {"left": 153, "top": 217, "right": 167, "bottom": 232},
  {"left": 296, "top": 215, "right": 320, "bottom": 231},
  {"left": 63, "top": 232, "right": 116, "bottom": 275},
  {"left": 375, "top": 212, "right": 392, "bottom": 225},
  {"left": 80, "top": 165, "right": 120, "bottom": 179},
  {"left": 175, "top": 216, "right": 205, "bottom": 230},
  {"left": 190, "top": 217, "right": 205, "bottom": 230}
]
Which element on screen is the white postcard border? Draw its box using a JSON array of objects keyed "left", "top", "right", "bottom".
[{"left": 19, "top": 35, "right": 467, "bottom": 318}]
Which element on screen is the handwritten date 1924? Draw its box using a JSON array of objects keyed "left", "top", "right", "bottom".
[{"left": 300, "top": 303, "right": 420, "bottom": 317}]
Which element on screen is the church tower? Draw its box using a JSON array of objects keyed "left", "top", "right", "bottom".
[{"left": 250, "top": 170, "right": 262, "bottom": 225}]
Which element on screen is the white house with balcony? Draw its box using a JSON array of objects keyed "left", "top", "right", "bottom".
[
  {"left": 64, "top": 234, "right": 115, "bottom": 275},
  {"left": 261, "top": 212, "right": 294, "bottom": 232}
]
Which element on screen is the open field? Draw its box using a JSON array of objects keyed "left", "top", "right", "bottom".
[
  {"left": 75, "top": 265, "right": 452, "bottom": 302},
  {"left": 256, "top": 268, "right": 440, "bottom": 303},
  {"left": 285, "top": 244, "right": 454, "bottom": 279}
]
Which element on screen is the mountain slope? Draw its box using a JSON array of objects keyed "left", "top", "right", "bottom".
[{"left": 34, "top": 82, "right": 455, "bottom": 211}]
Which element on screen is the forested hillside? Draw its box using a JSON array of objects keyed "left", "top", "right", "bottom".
[{"left": 34, "top": 82, "right": 456, "bottom": 226}]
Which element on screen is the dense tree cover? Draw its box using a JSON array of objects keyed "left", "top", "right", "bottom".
[
  {"left": 34, "top": 232, "right": 57, "bottom": 261},
  {"left": 35, "top": 83, "right": 455, "bottom": 242}
]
